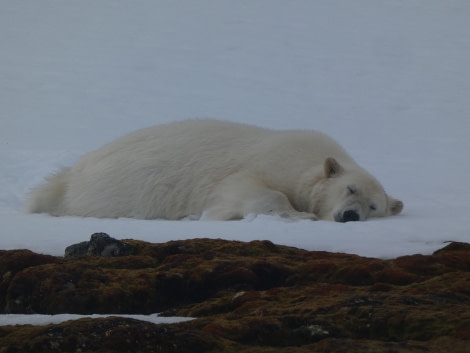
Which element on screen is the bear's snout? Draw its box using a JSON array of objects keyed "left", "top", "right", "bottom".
[{"left": 336, "top": 210, "right": 360, "bottom": 222}]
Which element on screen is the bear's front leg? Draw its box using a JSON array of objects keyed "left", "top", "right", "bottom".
[
  {"left": 244, "top": 190, "right": 318, "bottom": 221},
  {"left": 202, "top": 173, "right": 317, "bottom": 221}
]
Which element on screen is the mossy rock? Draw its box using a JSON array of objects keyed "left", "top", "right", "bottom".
[{"left": 0, "top": 238, "right": 469, "bottom": 352}]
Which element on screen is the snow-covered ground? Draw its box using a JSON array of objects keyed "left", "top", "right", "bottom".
[
  {"left": 0, "top": 313, "right": 193, "bottom": 326},
  {"left": 0, "top": 0, "right": 469, "bottom": 325}
]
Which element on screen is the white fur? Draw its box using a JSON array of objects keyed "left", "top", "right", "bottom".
[{"left": 27, "top": 119, "right": 403, "bottom": 221}]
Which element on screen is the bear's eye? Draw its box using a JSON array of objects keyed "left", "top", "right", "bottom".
[
  {"left": 369, "top": 204, "right": 377, "bottom": 211},
  {"left": 347, "top": 186, "right": 357, "bottom": 195}
]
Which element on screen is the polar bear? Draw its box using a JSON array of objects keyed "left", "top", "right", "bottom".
[{"left": 27, "top": 119, "right": 403, "bottom": 222}]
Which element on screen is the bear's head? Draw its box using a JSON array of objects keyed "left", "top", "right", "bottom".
[{"left": 311, "top": 157, "right": 403, "bottom": 222}]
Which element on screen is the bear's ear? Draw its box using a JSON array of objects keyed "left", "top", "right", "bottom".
[
  {"left": 388, "top": 197, "right": 403, "bottom": 215},
  {"left": 324, "top": 157, "right": 343, "bottom": 178}
]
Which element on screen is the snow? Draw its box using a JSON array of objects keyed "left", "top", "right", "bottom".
[
  {"left": 0, "top": 314, "right": 193, "bottom": 326},
  {"left": 0, "top": 0, "right": 469, "bottom": 326}
]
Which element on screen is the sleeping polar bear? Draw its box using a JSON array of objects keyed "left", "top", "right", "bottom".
[{"left": 27, "top": 119, "right": 403, "bottom": 222}]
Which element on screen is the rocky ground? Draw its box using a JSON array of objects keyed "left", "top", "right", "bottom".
[{"left": 0, "top": 235, "right": 469, "bottom": 352}]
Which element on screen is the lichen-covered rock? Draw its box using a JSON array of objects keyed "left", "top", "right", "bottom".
[
  {"left": 0, "top": 317, "right": 221, "bottom": 353},
  {"left": 0, "top": 237, "right": 469, "bottom": 352},
  {"left": 64, "top": 232, "right": 135, "bottom": 258}
]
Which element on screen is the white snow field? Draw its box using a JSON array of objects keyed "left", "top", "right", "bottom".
[
  {"left": 0, "top": 1, "right": 469, "bottom": 325},
  {"left": 0, "top": 314, "right": 193, "bottom": 326}
]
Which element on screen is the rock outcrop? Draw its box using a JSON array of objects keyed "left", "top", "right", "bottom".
[
  {"left": 0, "top": 235, "right": 469, "bottom": 352},
  {"left": 64, "top": 233, "right": 135, "bottom": 259}
]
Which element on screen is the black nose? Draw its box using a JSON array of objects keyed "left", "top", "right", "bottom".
[{"left": 342, "top": 210, "right": 359, "bottom": 222}]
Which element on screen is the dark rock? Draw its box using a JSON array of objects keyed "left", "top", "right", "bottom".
[
  {"left": 63, "top": 240, "right": 89, "bottom": 258},
  {"left": 64, "top": 233, "right": 134, "bottom": 259}
]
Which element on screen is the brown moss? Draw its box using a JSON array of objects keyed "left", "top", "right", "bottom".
[
  {"left": 0, "top": 238, "right": 469, "bottom": 352},
  {"left": 0, "top": 317, "right": 221, "bottom": 353}
]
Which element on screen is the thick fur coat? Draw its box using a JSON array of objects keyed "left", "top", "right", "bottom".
[{"left": 28, "top": 119, "right": 403, "bottom": 222}]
